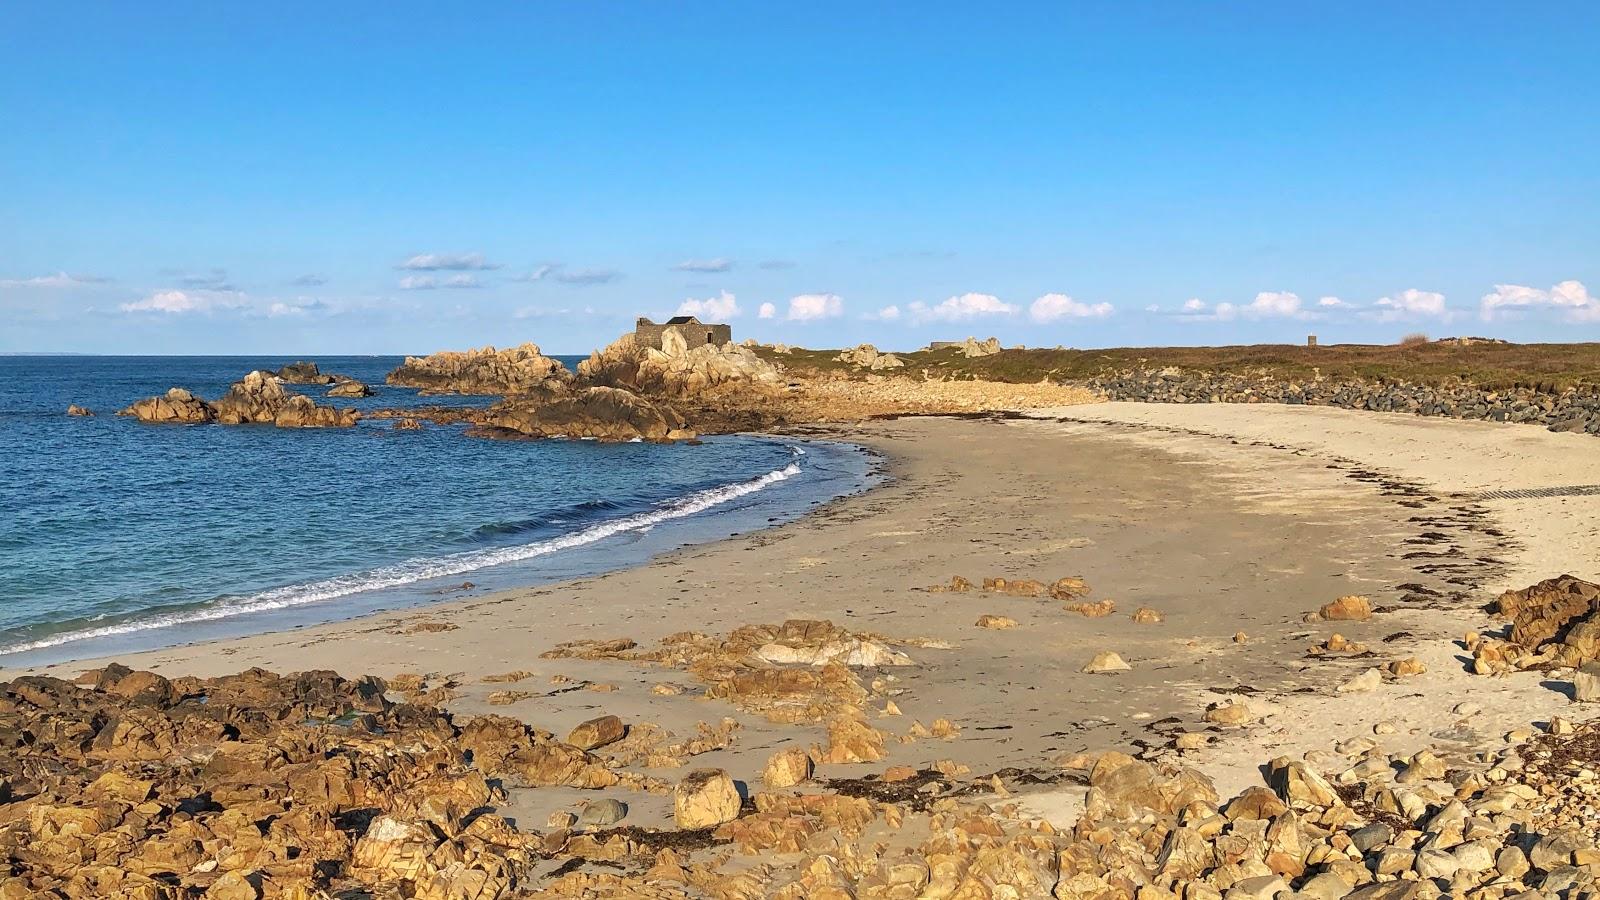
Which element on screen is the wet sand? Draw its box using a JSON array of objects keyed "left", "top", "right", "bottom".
[{"left": 4, "top": 413, "right": 1510, "bottom": 828}]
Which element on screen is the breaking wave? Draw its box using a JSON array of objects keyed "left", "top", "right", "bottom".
[{"left": 1, "top": 459, "right": 804, "bottom": 655}]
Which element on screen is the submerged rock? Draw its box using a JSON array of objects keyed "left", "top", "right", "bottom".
[
  {"left": 326, "top": 380, "right": 374, "bottom": 398},
  {"left": 275, "top": 360, "right": 338, "bottom": 384},
  {"left": 473, "top": 385, "right": 692, "bottom": 442},
  {"left": 65, "top": 404, "right": 94, "bottom": 417}
]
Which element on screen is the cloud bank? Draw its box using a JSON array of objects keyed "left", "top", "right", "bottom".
[
  {"left": 1481, "top": 280, "right": 1597, "bottom": 322},
  {"left": 907, "top": 293, "right": 1016, "bottom": 323},
  {"left": 1029, "top": 293, "right": 1113, "bottom": 322}
]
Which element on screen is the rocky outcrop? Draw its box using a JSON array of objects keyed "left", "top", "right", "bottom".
[
  {"left": 117, "top": 388, "right": 216, "bottom": 424},
  {"left": 385, "top": 343, "right": 571, "bottom": 395},
  {"left": 326, "top": 380, "right": 374, "bottom": 398},
  {"left": 65, "top": 404, "right": 93, "bottom": 417},
  {"left": 8, "top": 572, "right": 1600, "bottom": 899},
  {"left": 925, "top": 336, "right": 1002, "bottom": 357},
  {"left": 472, "top": 385, "right": 694, "bottom": 442},
  {"left": 1470, "top": 575, "right": 1600, "bottom": 674},
  {"left": 577, "top": 332, "right": 784, "bottom": 398},
  {"left": 214, "top": 370, "right": 359, "bottom": 427},
  {"left": 275, "top": 360, "right": 339, "bottom": 384},
  {"left": 120, "top": 374, "right": 357, "bottom": 428},
  {"left": 1091, "top": 369, "right": 1600, "bottom": 436},
  {"left": 835, "top": 344, "right": 905, "bottom": 370}
]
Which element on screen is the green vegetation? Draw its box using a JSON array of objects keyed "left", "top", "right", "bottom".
[{"left": 757, "top": 341, "right": 1600, "bottom": 392}]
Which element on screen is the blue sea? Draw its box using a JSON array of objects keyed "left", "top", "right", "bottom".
[{"left": 0, "top": 356, "right": 875, "bottom": 666}]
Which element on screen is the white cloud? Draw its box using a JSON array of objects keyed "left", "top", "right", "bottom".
[
  {"left": 787, "top": 293, "right": 844, "bottom": 321},
  {"left": 673, "top": 258, "right": 733, "bottom": 273},
  {"left": 291, "top": 274, "right": 327, "bottom": 287},
  {"left": 1318, "top": 296, "right": 1347, "bottom": 308},
  {"left": 396, "top": 252, "right": 501, "bottom": 271},
  {"left": 1481, "top": 280, "right": 1597, "bottom": 321},
  {"left": 1029, "top": 293, "right": 1113, "bottom": 322},
  {"left": 1371, "top": 288, "right": 1448, "bottom": 322},
  {"left": 758, "top": 302, "right": 777, "bottom": 319},
  {"left": 864, "top": 304, "right": 901, "bottom": 321},
  {"left": 0, "top": 271, "right": 111, "bottom": 288},
  {"left": 907, "top": 292, "right": 1016, "bottom": 323},
  {"left": 120, "top": 290, "right": 244, "bottom": 314},
  {"left": 1247, "top": 291, "right": 1303, "bottom": 317},
  {"left": 676, "top": 290, "right": 741, "bottom": 320},
  {"left": 1180, "top": 291, "right": 1307, "bottom": 321}
]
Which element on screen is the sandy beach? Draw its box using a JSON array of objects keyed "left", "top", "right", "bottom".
[{"left": 11, "top": 404, "right": 1593, "bottom": 837}]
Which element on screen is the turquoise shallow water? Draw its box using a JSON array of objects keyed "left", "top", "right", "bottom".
[{"left": 0, "top": 356, "right": 874, "bottom": 665}]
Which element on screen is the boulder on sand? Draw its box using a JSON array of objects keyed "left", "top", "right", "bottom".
[
  {"left": 674, "top": 768, "right": 742, "bottom": 828},
  {"left": 1081, "top": 650, "right": 1131, "bottom": 674},
  {"left": 1317, "top": 595, "right": 1373, "bottom": 622}
]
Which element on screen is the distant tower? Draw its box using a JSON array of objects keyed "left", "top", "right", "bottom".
[{"left": 1307, "top": 334, "right": 1318, "bottom": 348}]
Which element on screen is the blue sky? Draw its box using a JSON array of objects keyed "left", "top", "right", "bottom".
[{"left": 3, "top": 2, "right": 1597, "bottom": 354}]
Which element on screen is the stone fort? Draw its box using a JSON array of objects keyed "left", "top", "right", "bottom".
[{"left": 634, "top": 316, "right": 732, "bottom": 351}]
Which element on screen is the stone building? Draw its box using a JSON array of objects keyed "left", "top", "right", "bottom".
[{"left": 634, "top": 316, "right": 732, "bottom": 352}]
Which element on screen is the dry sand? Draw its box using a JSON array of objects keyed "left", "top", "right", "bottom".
[
  {"left": 1031, "top": 401, "right": 1600, "bottom": 800},
  {"left": 14, "top": 405, "right": 1590, "bottom": 832}
]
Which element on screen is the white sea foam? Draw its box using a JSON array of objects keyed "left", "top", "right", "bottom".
[{"left": 1, "top": 459, "right": 804, "bottom": 655}]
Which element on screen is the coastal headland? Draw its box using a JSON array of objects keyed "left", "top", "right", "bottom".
[{"left": 6, "top": 336, "right": 1600, "bottom": 899}]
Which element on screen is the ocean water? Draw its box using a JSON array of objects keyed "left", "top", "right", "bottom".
[{"left": 0, "top": 356, "right": 875, "bottom": 666}]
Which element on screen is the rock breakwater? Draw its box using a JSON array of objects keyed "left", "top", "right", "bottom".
[{"left": 1089, "top": 370, "right": 1600, "bottom": 435}]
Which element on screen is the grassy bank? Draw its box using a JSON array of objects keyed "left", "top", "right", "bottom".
[{"left": 759, "top": 341, "right": 1600, "bottom": 392}]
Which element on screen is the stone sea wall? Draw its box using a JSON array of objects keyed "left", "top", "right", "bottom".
[{"left": 1088, "top": 370, "right": 1600, "bottom": 436}]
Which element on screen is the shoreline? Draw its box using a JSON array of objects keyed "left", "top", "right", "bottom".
[
  {"left": 7, "top": 404, "right": 1600, "bottom": 895},
  {"left": 4, "top": 412, "right": 1526, "bottom": 803},
  {"left": 0, "top": 434, "right": 881, "bottom": 669}
]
